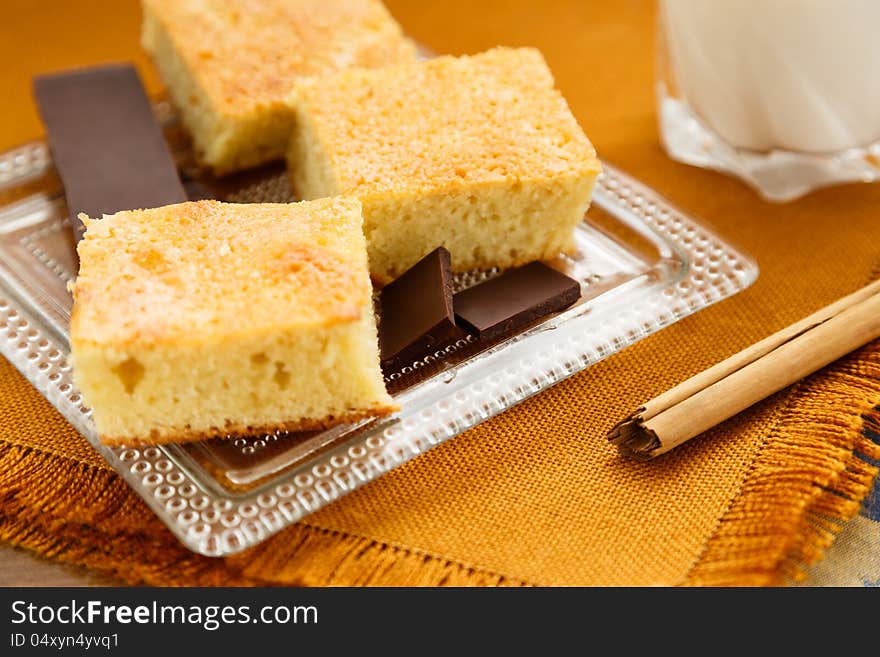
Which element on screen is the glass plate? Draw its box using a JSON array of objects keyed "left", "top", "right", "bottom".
[{"left": 0, "top": 109, "right": 758, "bottom": 555}]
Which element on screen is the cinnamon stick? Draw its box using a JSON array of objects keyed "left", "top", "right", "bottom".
[{"left": 608, "top": 280, "right": 880, "bottom": 459}]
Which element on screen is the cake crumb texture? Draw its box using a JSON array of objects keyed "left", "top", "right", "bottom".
[
  {"left": 288, "top": 47, "right": 601, "bottom": 282},
  {"left": 141, "top": 0, "right": 417, "bottom": 173},
  {"left": 71, "top": 199, "right": 395, "bottom": 445}
]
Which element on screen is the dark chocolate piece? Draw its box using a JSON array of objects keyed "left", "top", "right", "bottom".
[
  {"left": 454, "top": 262, "right": 581, "bottom": 341},
  {"left": 33, "top": 64, "right": 187, "bottom": 246},
  {"left": 379, "top": 247, "right": 458, "bottom": 366}
]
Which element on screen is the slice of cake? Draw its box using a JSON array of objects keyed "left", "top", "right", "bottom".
[
  {"left": 287, "top": 47, "right": 601, "bottom": 284},
  {"left": 70, "top": 198, "right": 396, "bottom": 446},
  {"left": 141, "top": 0, "right": 417, "bottom": 174}
]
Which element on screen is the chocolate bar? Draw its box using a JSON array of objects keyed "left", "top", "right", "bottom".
[
  {"left": 33, "top": 64, "right": 186, "bottom": 246},
  {"left": 454, "top": 262, "right": 581, "bottom": 341},
  {"left": 378, "top": 247, "right": 458, "bottom": 366}
]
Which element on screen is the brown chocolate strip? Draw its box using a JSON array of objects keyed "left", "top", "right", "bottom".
[
  {"left": 454, "top": 261, "right": 581, "bottom": 341},
  {"left": 378, "top": 247, "right": 459, "bottom": 368},
  {"left": 33, "top": 64, "right": 187, "bottom": 249}
]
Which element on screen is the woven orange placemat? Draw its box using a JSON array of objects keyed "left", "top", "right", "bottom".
[{"left": 0, "top": 0, "right": 878, "bottom": 586}]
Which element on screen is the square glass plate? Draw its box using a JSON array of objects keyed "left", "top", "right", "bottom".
[{"left": 0, "top": 111, "right": 758, "bottom": 555}]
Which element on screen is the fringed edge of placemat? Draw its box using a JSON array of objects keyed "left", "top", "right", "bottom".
[
  {"left": 0, "top": 442, "right": 525, "bottom": 586},
  {"left": 683, "top": 341, "right": 880, "bottom": 586}
]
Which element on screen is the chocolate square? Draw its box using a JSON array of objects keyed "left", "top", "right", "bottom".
[
  {"left": 454, "top": 262, "right": 581, "bottom": 341},
  {"left": 378, "top": 247, "right": 458, "bottom": 366}
]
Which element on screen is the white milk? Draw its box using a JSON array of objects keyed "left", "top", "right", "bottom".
[{"left": 662, "top": 0, "right": 880, "bottom": 153}]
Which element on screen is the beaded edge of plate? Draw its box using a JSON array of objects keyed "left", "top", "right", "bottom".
[{"left": 0, "top": 142, "right": 758, "bottom": 556}]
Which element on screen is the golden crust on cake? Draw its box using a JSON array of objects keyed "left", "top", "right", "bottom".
[
  {"left": 141, "top": 0, "right": 418, "bottom": 173},
  {"left": 70, "top": 198, "right": 396, "bottom": 446},
  {"left": 287, "top": 47, "right": 601, "bottom": 282},
  {"left": 73, "top": 198, "right": 371, "bottom": 347},
  {"left": 291, "top": 47, "right": 599, "bottom": 196}
]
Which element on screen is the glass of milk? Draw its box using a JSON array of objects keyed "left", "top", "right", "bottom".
[{"left": 658, "top": 0, "right": 880, "bottom": 201}]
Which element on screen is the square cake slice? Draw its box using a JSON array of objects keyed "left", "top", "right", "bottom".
[
  {"left": 141, "top": 0, "right": 417, "bottom": 174},
  {"left": 288, "top": 47, "right": 601, "bottom": 284},
  {"left": 70, "top": 198, "right": 396, "bottom": 446}
]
